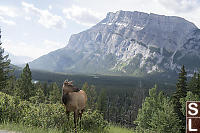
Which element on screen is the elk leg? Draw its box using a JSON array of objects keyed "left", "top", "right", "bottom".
[
  {"left": 80, "top": 109, "right": 85, "bottom": 128},
  {"left": 66, "top": 111, "right": 70, "bottom": 121},
  {"left": 79, "top": 112, "right": 82, "bottom": 128},
  {"left": 74, "top": 111, "right": 78, "bottom": 133}
]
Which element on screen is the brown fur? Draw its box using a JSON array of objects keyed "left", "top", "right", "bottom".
[{"left": 62, "top": 80, "right": 87, "bottom": 132}]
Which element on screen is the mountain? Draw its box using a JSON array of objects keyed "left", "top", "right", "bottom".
[{"left": 29, "top": 11, "right": 200, "bottom": 76}]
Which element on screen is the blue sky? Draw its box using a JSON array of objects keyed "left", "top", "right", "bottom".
[{"left": 0, "top": 0, "right": 200, "bottom": 59}]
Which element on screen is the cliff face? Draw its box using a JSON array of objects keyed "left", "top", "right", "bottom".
[{"left": 29, "top": 11, "right": 200, "bottom": 75}]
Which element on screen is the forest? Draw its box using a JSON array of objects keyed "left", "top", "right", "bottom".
[{"left": 1, "top": 34, "right": 200, "bottom": 133}]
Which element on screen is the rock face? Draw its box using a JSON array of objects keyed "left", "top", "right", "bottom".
[{"left": 29, "top": 11, "right": 200, "bottom": 76}]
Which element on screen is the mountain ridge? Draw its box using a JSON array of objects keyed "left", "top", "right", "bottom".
[{"left": 29, "top": 10, "right": 200, "bottom": 76}]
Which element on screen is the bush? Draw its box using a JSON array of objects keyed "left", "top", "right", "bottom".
[
  {"left": 0, "top": 92, "right": 108, "bottom": 132},
  {"left": 134, "top": 86, "right": 181, "bottom": 133}
]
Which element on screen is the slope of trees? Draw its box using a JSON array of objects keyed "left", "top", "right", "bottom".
[{"left": 0, "top": 29, "right": 11, "bottom": 91}]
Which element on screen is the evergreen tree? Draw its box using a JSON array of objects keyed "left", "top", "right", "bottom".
[
  {"left": 3, "top": 76, "right": 16, "bottom": 95},
  {"left": 49, "top": 82, "right": 61, "bottom": 103},
  {"left": 30, "top": 82, "right": 45, "bottom": 103},
  {"left": 188, "top": 72, "right": 200, "bottom": 96},
  {"left": 0, "top": 29, "right": 11, "bottom": 90},
  {"left": 135, "top": 85, "right": 158, "bottom": 129},
  {"left": 82, "top": 82, "right": 89, "bottom": 94},
  {"left": 97, "top": 88, "right": 107, "bottom": 118},
  {"left": 82, "top": 82, "right": 90, "bottom": 108},
  {"left": 82, "top": 82, "right": 98, "bottom": 110},
  {"left": 174, "top": 65, "right": 187, "bottom": 99},
  {"left": 16, "top": 64, "right": 33, "bottom": 100},
  {"left": 43, "top": 82, "right": 48, "bottom": 96},
  {"left": 197, "top": 72, "right": 200, "bottom": 95},
  {"left": 135, "top": 86, "right": 181, "bottom": 133},
  {"left": 180, "top": 91, "right": 199, "bottom": 116},
  {"left": 85, "top": 85, "right": 97, "bottom": 110},
  {"left": 89, "top": 85, "right": 97, "bottom": 110},
  {"left": 172, "top": 65, "right": 187, "bottom": 132}
]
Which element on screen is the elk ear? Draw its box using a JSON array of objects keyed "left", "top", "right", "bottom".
[
  {"left": 64, "top": 80, "right": 68, "bottom": 86},
  {"left": 68, "top": 81, "right": 73, "bottom": 86}
]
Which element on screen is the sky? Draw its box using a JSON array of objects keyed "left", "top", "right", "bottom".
[{"left": 0, "top": 0, "right": 200, "bottom": 60}]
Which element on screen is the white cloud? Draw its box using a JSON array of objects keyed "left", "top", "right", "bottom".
[
  {"left": 1, "top": 39, "right": 65, "bottom": 59},
  {"left": 63, "top": 5, "right": 103, "bottom": 26},
  {"left": 2, "top": 39, "right": 42, "bottom": 59},
  {"left": 158, "top": 0, "right": 200, "bottom": 13},
  {"left": 48, "top": 5, "right": 52, "bottom": 10},
  {"left": 0, "top": 6, "right": 18, "bottom": 17},
  {"left": 22, "top": 2, "right": 66, "bottom": 29},
  {"left": 25, "top": 16, "right": 31, "bottom": 21},
  {"left": 0, "top": 16, "right": 16, "bottom": 25},
  {"left": 0, "top": 6, "right": 17, "bottom": 25}
]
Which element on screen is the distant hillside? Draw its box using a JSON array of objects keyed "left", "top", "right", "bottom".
[{"left": 13, "top": 67, "right": 177, "bottom": 94}]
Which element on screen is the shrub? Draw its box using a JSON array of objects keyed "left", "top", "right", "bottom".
[{"left": 0, "top": 92, "right": 108, "bottom": 132}]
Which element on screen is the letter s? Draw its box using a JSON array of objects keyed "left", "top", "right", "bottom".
[{"left": 188, "top": 103, "right": 198, "bottom": 116}]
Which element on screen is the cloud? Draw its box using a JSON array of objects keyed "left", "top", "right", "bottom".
[
  {"left": 0, "top": 16, "right": 16, "bottom": 25},
  {"left": 0, "top": 6, "right": 18, "bottom": 17},
  {"left": 1, "top": 39, "right": 63, "bottom": 59},
  {"left": 22, "top": 2, "right": 66, "bottom": 29},
  {"left": 63, "top": 5, "right": 103, "bottom": 26},
  {"left": 25, "top": 16, "right": 31, "bottom": 21},
  {"left": 158, "top": 0, "right": 200, "bottom": 13},
  {"left": 2, "top": 39, "right": 41, "bottom": 59},
  {"left": 48, "top": 5, "right": 52, "bottom": 10}
]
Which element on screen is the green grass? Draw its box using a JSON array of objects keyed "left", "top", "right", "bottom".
[
  {"left": 108, "top": 125, "right": 133, "bottom": 133},
  {"left": 0, "top": 122, "right": 62, "bottom": 133},
  {"left": 0, "top": 122, "right": 134, "bottom": 133}
]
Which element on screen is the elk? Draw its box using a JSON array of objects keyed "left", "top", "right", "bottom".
[{"left": 62, "top": 80, "right": 87, "bottom": 133}]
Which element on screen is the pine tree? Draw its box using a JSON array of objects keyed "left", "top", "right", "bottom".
[
  {"left": 82, "top": 82, "right": 90, "bottom": 108},
  {"left": 0, "top": 29, "right": 11, "bottom": 90},
  {"left": 82, "top": 82, "right": 89, "bottom": 94},
  {"left": 43, "top": 82, "right": 48, "bottom": 96},
  {"left": 16, "top": 64, "right": 33, "bottom": 100},
  {"left": 82, "top": 82, "right": 98, "bottom": 110},
  {"left": 85, "top": 84, "right": 97, "bottom": 110},
  {"left": 180, "top": 91, "right": 199, "bottom": 116},
  {"left": 135, "top": 85, "right": 158, "bottom": 129},
  {"left": 174, "top": 65, "right": 187, "bottom": 98},
  {"left": 49, "top": 82, "right": 61, "bottom": 103},
  {"left": 172, "top": 65, "right": 187, "bottom": 132},
  {"left": 188, "top": 72, "right": 200, "bottom": 96},
  {"left": 135, "top": 86, "right": 181, "bottom": 133},
  {"left": 197, "top": 72, "right": 200, "bottom": 95},
  {"left": 30, "top": 82, "right": 45, "bottom": 103},
  {"left": 3, "top": 75, "right": 16, "bottom": 95},
  {"left": 97, "top": 88, "right": 107, "bottom": 118}
]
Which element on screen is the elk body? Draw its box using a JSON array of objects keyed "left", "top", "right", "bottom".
[{"left": 62, "top": 80, "right": 87, "bottom": 133}]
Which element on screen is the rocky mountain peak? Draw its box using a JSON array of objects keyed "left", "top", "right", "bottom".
[{"left": 30, "top": 11, "right": 200, "bottom": 76}]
